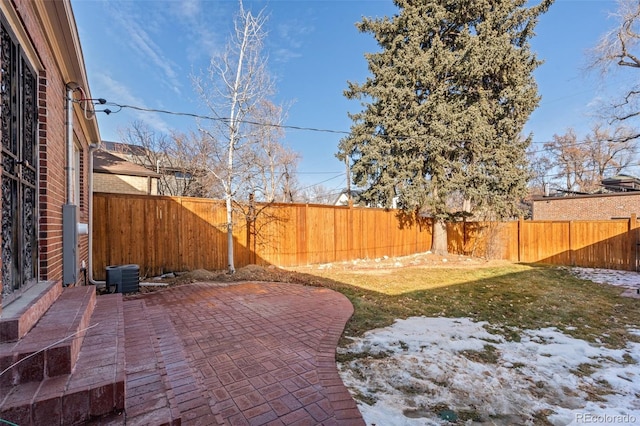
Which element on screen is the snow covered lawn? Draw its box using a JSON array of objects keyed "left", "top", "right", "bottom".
[{"left": 337, "top": 268, "right": 640, "bottom": 425}]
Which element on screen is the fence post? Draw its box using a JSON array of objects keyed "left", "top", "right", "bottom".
[
  {"left": 518, "top": 216, "right": 523, "bottom": 263},
  {"left": 630, "top": 213, "right": 638, "bottom": 272}
]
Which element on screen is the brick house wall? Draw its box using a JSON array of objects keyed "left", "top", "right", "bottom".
[
  {"left": 94, "top": 173, "right": 159, "bottom": 195},
  {"left": 532, "top": 192, "right": 640, "bottom": 220},
  {"left": 0, "top": 0, "right": 100, "bottom": 309}
]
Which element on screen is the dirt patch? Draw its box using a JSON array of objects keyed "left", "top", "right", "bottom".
[
  {"left": 138, "top": 251, "right": 506, "bottom": 293},
  {"left": 288, "top": 252, "right": 510, "bottom": 276},
  {"left": 139, "top": 264, "right": 315, "bottom": 292}
]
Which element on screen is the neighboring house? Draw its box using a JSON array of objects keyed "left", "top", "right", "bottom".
[
  {"left": 601, "top": 174, "right": 640, "bottom": 192},
  {"left": 532, "top": 190, "right": 640, "bottom": 220},
  {"left": 334, "top": 189, "right": 399, "bottom": 208},
  {"left": 102, "top": 140, "right": 207, "bottom": 197},
  {"left": 93, "top": 150, "right": 160, "bottom": 195},
  {"left": 0, "top": 1, "right": 125, "bottom": 423},
  {"left": 101, "top": 140, "right": 147, "bottom": 159},
  {"left": 334, "top": 189, "right": 361, "bottom": 206},
  {"left": 532, "top": 175, "right": 640, "bottom": 220}
]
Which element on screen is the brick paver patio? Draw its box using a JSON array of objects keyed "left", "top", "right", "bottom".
[{"left": 122, "top": 281, "right": 364, "bottom": 426}]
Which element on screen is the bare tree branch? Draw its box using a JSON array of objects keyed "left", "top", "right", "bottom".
[
  {"left": 590, "top": 0, "right": 640, "bottom": 123},
  {"left": 539, "top": 125, "right": 638, "bottom": 193}
]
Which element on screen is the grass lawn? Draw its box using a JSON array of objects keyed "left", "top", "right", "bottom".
[{"left": 292, "top": 261, "right": 640, "bottom": 349}]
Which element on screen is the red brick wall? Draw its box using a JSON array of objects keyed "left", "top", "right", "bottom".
[
  {"left": 11, "top": 0, "right": 91, "bottom": 286},
  {"left": 532, "top": 193, "right": 640, "bottom": 220}
]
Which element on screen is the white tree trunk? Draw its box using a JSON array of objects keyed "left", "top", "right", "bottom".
[{"left": 226, "top": 194, "right": 235, "bottom": 274}]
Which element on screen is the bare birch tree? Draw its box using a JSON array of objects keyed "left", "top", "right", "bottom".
[{"left": 192, "top": 1, "right": 289, "bottom": 274}]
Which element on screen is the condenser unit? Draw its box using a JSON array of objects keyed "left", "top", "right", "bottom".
[{"left": 105, "top": 264, "right": 140, "bottom": 293}]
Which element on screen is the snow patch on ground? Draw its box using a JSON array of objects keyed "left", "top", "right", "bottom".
[
  {"left": 337, "top": 269, "right": 640, "bottom": 426},
  {"left": 569, "top": 267, "right": 640, "bottom": 291}
]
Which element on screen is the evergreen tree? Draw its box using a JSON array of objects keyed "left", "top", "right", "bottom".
[{"left": 338, "top": 0, "right": 552, "bottom": 253}]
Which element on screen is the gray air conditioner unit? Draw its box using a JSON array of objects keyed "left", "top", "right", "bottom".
[{"left": 105, "top": 264, "right": 140, "bottom": 293}]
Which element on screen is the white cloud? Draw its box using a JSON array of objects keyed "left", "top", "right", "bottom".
[
  {"left": 178, "top": 0, "right": 201, "bottom": 20},
  {"left": 267, "top": 18, "right": 315, "bottom": 64},
  {"left": 105, "top": 2, "right": 182, "bottom": 95},
  {"left": 95, "top": 73, "right": 171, "bottom": 136},
  {"left": 171, "top": 0, "right": 227, "bottom": 62}
]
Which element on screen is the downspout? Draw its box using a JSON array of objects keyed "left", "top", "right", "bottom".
[{"left": 88, "top": 142, "right": 105, "bottom": 286}]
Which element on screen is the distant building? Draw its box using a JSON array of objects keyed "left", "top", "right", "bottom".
[
  {"left": 101, "top": 140, "right": 208, "bottom": 197},
  {"left": 601, "top": 175, "right": 640, "bottom": 192},
  {"left": 333, "top": 189, "right": 398, "bottom": 208},
  {"left": 93, "top": 150, "right": 160, "bottom": 195},
  {"left": 532, "top": 175, "right": 640, "bottom": 220}
]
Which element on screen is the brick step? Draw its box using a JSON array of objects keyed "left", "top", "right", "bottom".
[
  {"left": 122, "top": 299, "right": 181, "bottom": 426},
  {"left": 0, "top": 293, "right": 125, "bottom": 425},
  {"left": 0, "top": 280, "right": 62, "bottom": 343},
  {"left": 0, "top": 286, "right": 96, "bottom": 387}
]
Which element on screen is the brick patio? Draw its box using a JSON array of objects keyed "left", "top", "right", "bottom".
[{"left": 120, "top": 281, "right": 364, "bottom": 425}]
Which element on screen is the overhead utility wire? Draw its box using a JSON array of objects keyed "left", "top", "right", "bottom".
[
  {"left": 528, "top": 142, "right": 640, "bottom": 156},
  {"left": 298, "top": 172, "right": 346, "bottom": 192},
  {"left": 79, "top": 98, "right": 640, "bottom": 189},
  {"left": 534, "top": 160, "right": 640, "bottom": 181},
  {"left": 78, "top": 99, "right": 350, "bottom": 135},
  {"left": 77, "top": 98, "right": 638, "bottom": 156}
]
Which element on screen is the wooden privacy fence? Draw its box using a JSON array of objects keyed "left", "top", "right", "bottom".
[
  {"left": 447, "top": 216, "right": 639, "bottom": 271},
  {"left": 92, "top": 193, "right": 433, "bottom": 279},
  {"left": 92, "top": 193, "right": 640, "bottom": 279}
]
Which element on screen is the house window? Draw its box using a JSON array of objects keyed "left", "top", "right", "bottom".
[
  {"left": 0, "top": 17, "right": 39, "bottom": 305},
  {"left": 175, "top": 171, "right": 193, "bottom": 180}
]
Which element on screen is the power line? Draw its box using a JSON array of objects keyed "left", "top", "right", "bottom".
[
  {"left": 81, "top": 99, "right": 351, "bottom": 135},
  {"left": 297, "top": 171, "right": 344, "bottom": 175},
  {"left": 298, "top": 172, "right": 346, "bottom": 192},
  {"left": 79, "top": 97, "right": 640, "bottom": 187},
  {"left": 79, "top": 98, "right": 640, "bottom": 152},
  {"left": 533, "top": 160, "right": 640, "bottom": 181}
]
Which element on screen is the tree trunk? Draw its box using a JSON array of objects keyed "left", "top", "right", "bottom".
[
  {"left": 226, "top": 195, "right": 235, "bottom": 274},
  {"left": 431, "top": 218, "right": 448, "bottom": 255}
]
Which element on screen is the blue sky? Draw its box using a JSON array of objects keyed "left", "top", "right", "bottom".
[{"left": 71, "top": 0, "right": 632, "bottom": 194}]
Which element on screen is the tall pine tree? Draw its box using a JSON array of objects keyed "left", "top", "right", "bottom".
[{"left": 338, "top": 0, "right": 552, "bottom": 253}]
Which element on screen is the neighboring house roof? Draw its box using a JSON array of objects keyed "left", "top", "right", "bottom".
[
  {"left": 333, "top": 189, "right": 400, "bottom": 209},
  {"left": 101, "top": 140, "right": 147, "bottom": 157},
  {"left": 601, "top": 174, "right": 640, "bottom": 192},
  {"left": 93, "top": 150, "right": 160, "bottom": 178},
  {"left": 531, "top": 190, "right": 640, "bottom": 202},
  {"left": 334, "top": 190, "right": 362, "bottom": 206}
]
